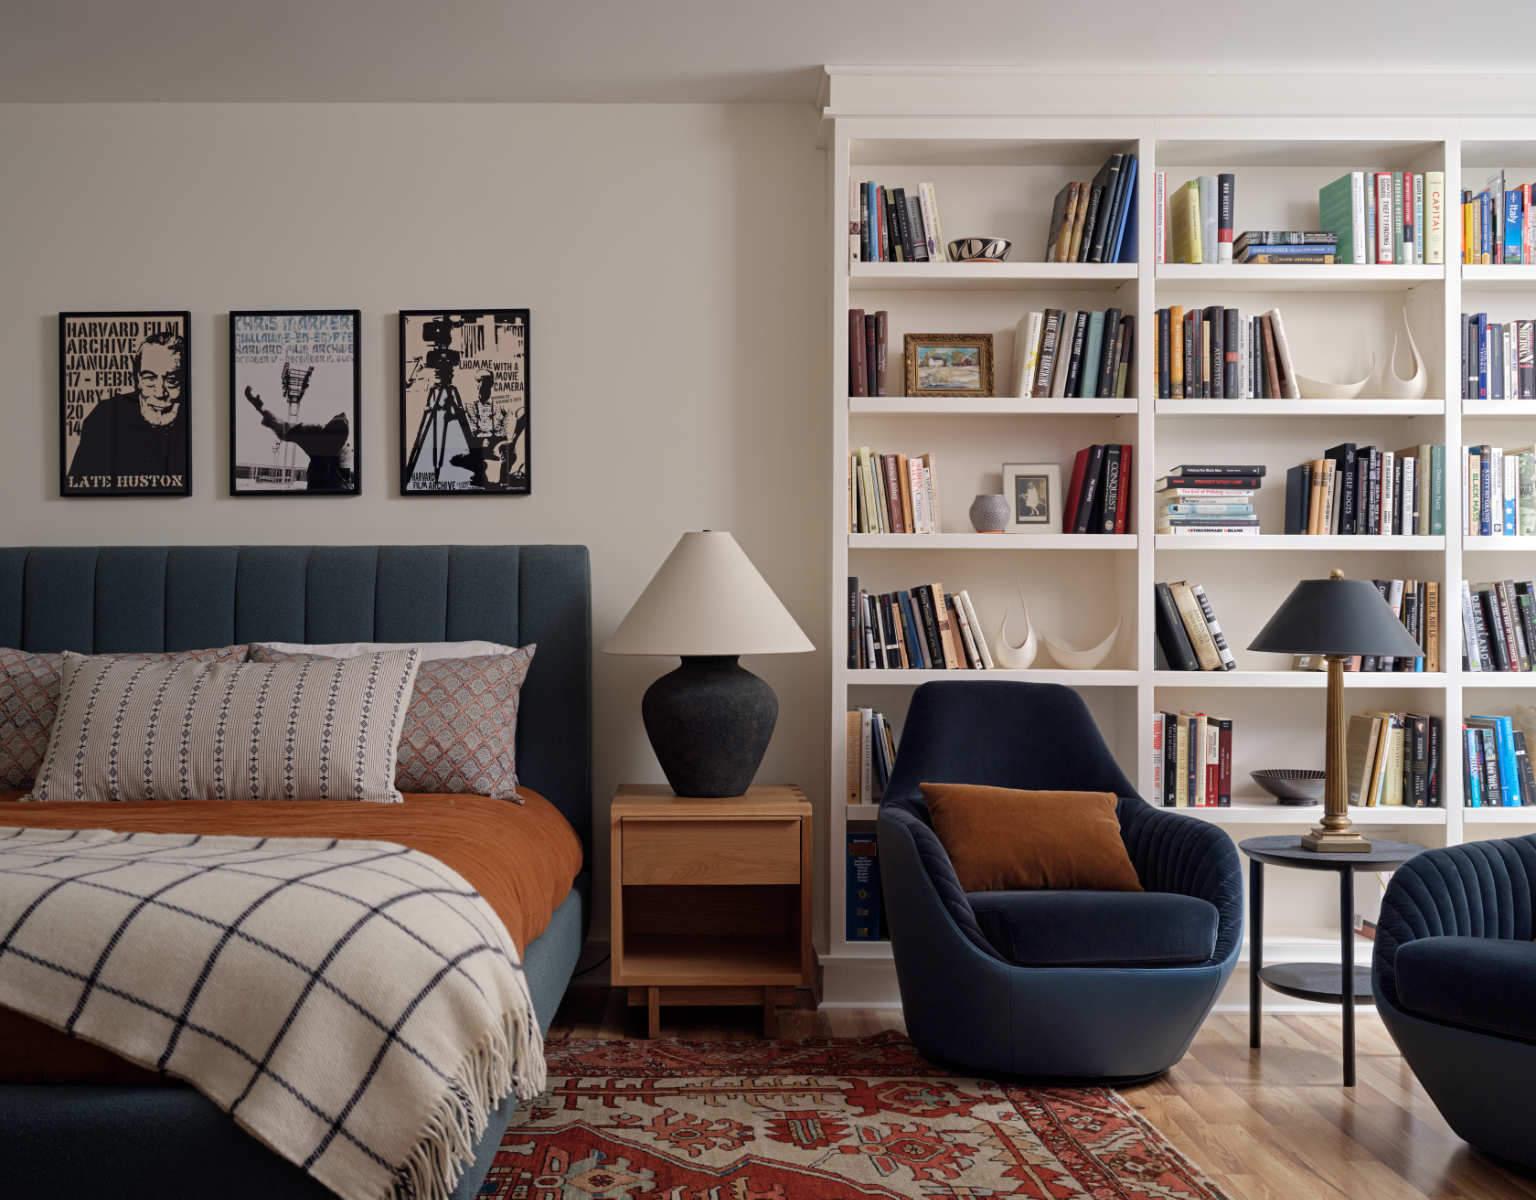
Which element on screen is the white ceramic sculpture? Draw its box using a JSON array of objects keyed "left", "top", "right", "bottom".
[
  {"left": 1375, "top": 307, "right": 1428, "bottom": 400},
  {"left": 1042, "top": 618, "right": 1120, "bottom": 670},
  {"left": 992, "top": 589, "right": 1038, "bottom": 670}
]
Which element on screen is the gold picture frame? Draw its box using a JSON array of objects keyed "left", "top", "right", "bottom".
[{"left": 904, "top": 333, "right": 994, "bottom": 398}]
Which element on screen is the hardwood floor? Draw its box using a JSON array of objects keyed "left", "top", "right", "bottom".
[{"left": 549, "top": 990, "right": 1536, "bottom": 1200}]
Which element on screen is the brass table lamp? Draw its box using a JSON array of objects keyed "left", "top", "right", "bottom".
[{"left": 1248, "top": 569, "right": 1425, "bottom": 852}]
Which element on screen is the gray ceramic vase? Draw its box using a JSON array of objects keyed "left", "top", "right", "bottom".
[{"left": 969, "top": 493, "right": 1010, "bottom": 533}]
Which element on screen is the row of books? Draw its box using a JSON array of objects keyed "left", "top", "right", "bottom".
[
  {"left": 1460, "top": 313, "right": 1536, "bottom": 400},
  {"left": 1158, "top": 174, "right": 1234, "bottom": 263},
  {"left": 1065, "top": 444, "right": 1134, "bottom": 534},
  {"left": 1346, "top": 711, "right": 1443, "bottom": 807},
  {"left": 1153, "top": 305, "right": 1299, "bottom": 400},
  {"left": 1461, "top": 172, "right": 1536, "bottom": 264},
  {"left": 848, "top": 447, "right": 941, "bottom": 534},
  {"left": 1043, "top": 153, "right": 1139, "bottom": 264},
  {"left": 1465, "top": 446, "right": 1536, "bottom": 537},
  {"left": 845, "top": 707, "right": 895, "bottom": 805},
  {"left": 1462, "top": 579, "right": 1536, "bottom": 672},
  {"left": 1010, "top": 309, "right": 1136, "bottom": 399},
  {"left": 851, "top": 181, "right": 945, "bottom": 263},
  {"left": 1156, "top": 463, "right": 1264, "bottom": 535},
  {"left": 846, "top": 578, "right": 994, "bottom": 671},
  {"left": 1318, "top": 170, "right": 1447, "bottom": 265},
  {"left": 1463, "top": 714, "right": 1535, "bottom": 806},
  {"left": 1150, "top": 711, "right": 1233, "bottom": 807},
  {"left": 847, "top": 309, "right": 890, "bottom": 397},
  {"left": 1153, "top": 580, "right": 1236, "bottom": 672},
  {"left": 1282, "top": 444, "right": 1446, "bottom": 536},
  {"left": 1294, "top": 579, "right": 1438, "bottom": 673},
  {"left": 846, "top": 830, "right": 885, "bottom": 941}
]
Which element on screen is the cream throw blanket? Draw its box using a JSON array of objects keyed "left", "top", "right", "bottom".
[{"left": 0, "top": 826, "right": 546, "bottom": 1200}]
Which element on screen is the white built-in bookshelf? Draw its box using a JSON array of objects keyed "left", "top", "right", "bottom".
[{"left": 822, "top": 111, "right": 1536, "bottom": 1008}]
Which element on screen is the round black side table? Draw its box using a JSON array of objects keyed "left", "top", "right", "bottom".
[{"left": 1239, "top": 834, "right": 1424, "bottom": 1087}]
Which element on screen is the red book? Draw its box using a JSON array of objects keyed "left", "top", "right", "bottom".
[
  {"left": 864, "top": 315, "right": 878, "bottom": 398},
  {"left": 1063, "top": 448, "right": 1091, "bottom": 533},
  {"left": 848, "top": 308, "right": 867, "bottom": 397},
  {"left": 1205, "top": 733, "right": 1220, "bottom": 808},
  {"left": 1114, "top": 443, "right": 1133, "bottom": 533}
]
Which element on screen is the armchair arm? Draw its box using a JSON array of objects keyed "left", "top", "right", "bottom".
[
  {"left": 1116, "top": 799, "right": 1243, "bottom": 965},
  {"left": 876, "top": 805, "right": 996, "bottom": 957}
]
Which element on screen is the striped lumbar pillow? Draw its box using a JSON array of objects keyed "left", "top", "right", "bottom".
[{"left": 28, "top": 649, "right": 420, "bottom": 804}]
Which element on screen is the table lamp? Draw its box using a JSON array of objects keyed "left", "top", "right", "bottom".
[
  {"left": 1248, "top": 569, "right": 1424, "bottom": 852},
  {"left": 604, "top": 531, "right": 814, "bottom": 798}
]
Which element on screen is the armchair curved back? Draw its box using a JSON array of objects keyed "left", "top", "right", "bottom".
[{"left": 883, "top": 681, "right": 1137, "bottom": 820}]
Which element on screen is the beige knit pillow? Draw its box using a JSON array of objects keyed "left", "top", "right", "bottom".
[{"left": 29, "top": 649, "right": 420, "bottom": 804}]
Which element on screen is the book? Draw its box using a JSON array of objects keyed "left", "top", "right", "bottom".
[
  {"left": 1217, "top": 174, "right": 1235, "bottom": 263},
  {"left": 1154, "top": 582, "right": 1201, "bottom": 671},
  {"left": 1013, "top": 311, "right": 1044, "bottom": 397},
  {"left": 848, "top": 309, "right": 867, "bottom": 397},
  {"left": 1170, "top": 580, "right": 1221, "bottom": 670},
  {"left": 1170, "top": 181, "right": 1201, "bottom": 263},
  {"left": 1191, "top": 583, "right": 1237, "bottom": 670},
  {"left": 1198, "top": 175, "right": 1218, "bottom": 265},
  {"left": 846, "top": 832, "right": 882, "bottom": 941}
]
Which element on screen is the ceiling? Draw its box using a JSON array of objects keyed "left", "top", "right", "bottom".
[{"left": 0, "top": 0, "right": 1524, "bottom": 104}]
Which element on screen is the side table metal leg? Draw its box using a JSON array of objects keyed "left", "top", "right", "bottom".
[
  {"left": 1341, "top": 867, "right": 1355, "bottom": 1088},
  {"left": 1249, "top": 860, "right": 1263, "bottom": 1049}
]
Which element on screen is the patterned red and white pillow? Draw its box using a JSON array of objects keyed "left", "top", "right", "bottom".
[
  {"left": 250, "top": 645, "right": 535, "bottom": 802},
  {"left": 0, "top": 645, "right": 249, "bottom": 792}
]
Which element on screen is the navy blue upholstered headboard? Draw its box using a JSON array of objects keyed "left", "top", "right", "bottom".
[{"left": 0, "top": 545, "right": 592, "bottom": 859}]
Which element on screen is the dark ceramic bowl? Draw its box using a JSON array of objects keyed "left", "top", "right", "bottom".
[{"left": 1250, "top": 768, "right": 1325, "bottom": 806}]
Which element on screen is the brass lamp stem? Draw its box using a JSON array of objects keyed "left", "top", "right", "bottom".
[{"left": 1301, "top": 575, "right": 1372, "bottom": 852}]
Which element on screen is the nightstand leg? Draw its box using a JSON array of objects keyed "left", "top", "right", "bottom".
[
  {"left": 1249, "top": 860, "right": 1263, "bottom": 1049},
  {"left": 646, "top": 987, "right": 660, "bottom": 1039},
  {"left": 762, "top": 987, "right": 778, "bottom": 1039}
]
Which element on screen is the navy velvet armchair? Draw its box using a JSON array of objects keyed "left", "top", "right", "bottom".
[
  {"left": 876, "top": 681, "right": 1243, "bottom": 1082},
  {"left": 1374, "top": 834, "right": 1536, "bottom": 1168}
]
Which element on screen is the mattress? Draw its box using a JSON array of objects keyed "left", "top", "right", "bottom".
[{"left": 0, "top": 789, "right": 581, "bottom": 1085}]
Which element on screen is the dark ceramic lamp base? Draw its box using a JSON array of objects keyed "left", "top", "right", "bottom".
[{"left": 641, "top": 655, "right": 777, "bottom": 798}]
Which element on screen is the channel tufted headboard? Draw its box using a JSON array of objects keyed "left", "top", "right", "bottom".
[{"left": 0, "top": 544, "right": 592, "bottom": 861}]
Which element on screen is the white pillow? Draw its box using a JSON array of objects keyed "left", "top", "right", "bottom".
[{"left": 254, "top": 639, "right": 516, "bottom": 661}]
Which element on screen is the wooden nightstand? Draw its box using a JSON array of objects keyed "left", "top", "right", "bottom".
[{"left": 610, "top": 784, "right": 812, "bottom": 1037}]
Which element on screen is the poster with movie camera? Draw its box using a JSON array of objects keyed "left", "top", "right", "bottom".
[
  {"left": 399, "top": 309, "right": 530, "bottom": 496},
  {"left": 230, "top": 310, "right": 361, "bottom": 497},
  {"left": 59, "top": 311, "right": 191, "bottom": 496}
]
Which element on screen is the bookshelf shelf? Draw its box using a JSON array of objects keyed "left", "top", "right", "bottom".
[
  {"left": 1462, "top": 673, "right": 1536, "bottom": 687},
  {"left": 1154, "top": 264, "right": 1442, "bottom": 292},
  {"left": 848, "top": 668, "right": 1139, "bottom": 687},
  {"left": 1463, "top": 807, "right": 1536, "bottom": 822},
  {"left": 1153, "top": 670, "right": 1447, "bottom": 690},
  {"left": 1157, "top": 398, "right": 1444, "bottom": 418},
  {"left": 848, "top": 533, "right": 1135, "bottom": 551},
  {"left": 850, "top": 262, "right": 1136, "bottom": 293},
  {"left": 1176, "top": 803, "right": 1447, "bottom": 826},
  {"left": 1463, "top": 536, "right": 1536, "bottom": 551},
  {"left": 846, "top": 804, "right": 881, "bottom": 821},
  {"left": 1462, "top": 400, "right": 1536, "bottom": 416},
  {"left": 1462, "top": 264, "right": 1536, "bottom": 289},
  {"left": 1154, "top": 534, "right": 1444, "bottom": 551},
  {"left": 850, "top": 396, "right": 1138, "bottom": 416}
]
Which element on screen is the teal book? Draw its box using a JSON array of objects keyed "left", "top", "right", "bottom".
[
  {"left": 1430, "top": 444, "right": 1445, "bottom": 534},
  {"left": 1319, "top": 173, "right": 1360, "bottom": 264},
  {"left": 1079, "top": 311, "right": 1106, "bottom": 399}
]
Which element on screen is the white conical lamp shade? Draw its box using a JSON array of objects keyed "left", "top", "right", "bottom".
[{"left": 604, "top": 531, "right": 814, "bottom": 657}]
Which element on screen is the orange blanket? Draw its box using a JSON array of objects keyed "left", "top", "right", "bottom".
[{"left": 0, "top": 790, "right": 582, "bottom": 1084}]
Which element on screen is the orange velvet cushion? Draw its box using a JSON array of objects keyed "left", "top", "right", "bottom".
[{"left": 920, "top": 783, "right": 1142, "bottom": 892}]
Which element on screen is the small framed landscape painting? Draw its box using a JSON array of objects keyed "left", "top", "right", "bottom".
[
  {"left": 1002, "top": 462, "right": 1061, "bottom": 534},
  {"left": 904, "top": 333, "right": 994, "bottom": 398}
]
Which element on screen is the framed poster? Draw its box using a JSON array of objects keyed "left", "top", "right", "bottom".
[
  {"left": 60, "top": 311, "right": 191, "bottom": 497},
  {"left": 229, "top": 310, "right": 361, "bottom": 497},
  {"left": 399, "top": 309, "right": 530, "bottom": 496}
]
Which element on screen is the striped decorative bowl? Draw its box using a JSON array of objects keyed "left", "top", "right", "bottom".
[{"left": 948, "top": 237, "right": 1013, "bottom": 263}]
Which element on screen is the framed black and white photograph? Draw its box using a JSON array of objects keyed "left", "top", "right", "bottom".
[
  {"left": 1002, "top": 462, "right": 1061, "bottom": 534},
  {"left": 399, "top": 309, "right": 530, "bottom": 496},
  {"left": 60, "top": 310, "right": 191, "bottom": 497},
  {"left": 230, "top": 310, "right": 361, "bottom": 496}
]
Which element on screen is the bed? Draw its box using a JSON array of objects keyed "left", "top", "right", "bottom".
[{"left": 0, "top": 544, "right": 591, "bottom": 1199}]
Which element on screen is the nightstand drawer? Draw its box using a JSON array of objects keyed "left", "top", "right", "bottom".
[{"left": 621, "top": 818, "right": 800, "bottom": 885}]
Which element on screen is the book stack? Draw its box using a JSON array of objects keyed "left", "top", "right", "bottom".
[
  {"left": 1463, "top": 714, "right": 1535, "bottom": 807},
  {"left": 846, "top": 577, "right": 993, "bottom": 670},
  {"left": 1157, "top": 173, "right": 1236, "bottom": 263},
  {"left": 847, "top": 309, "right": 890, "bottom": 396},
  {"left": 1011, "top": 309, "right": 1135, "bottom": 399},
  {"left": 851, "top": 181, "right": 944, "bottom": 263},
  {"left": 1461, "top": 171, "right": 1536, "bottom": 264},
  {"left": 1153, "top": 580, "right": 1237, "bottom": 672},
  {"left": 1461, "top": 313, "right": 1536, "bottom": 399},
  {"left": 1295, "top": 579, "right": 1438, "bottom": 673},
  {"left": 846, "top": 830, "right": 884, "bottom": 941},
  {"left": 1232, "top": 230, "right": 1337, "bottom": 265},
  {"left": 1064, "top": 444, "right": 1134, "bottom": 534},
  {"left": 1283, "top": 444, "right": 1445, "bottom": 536},
  {"left": 1042, "top": 153, "right": 1139, "bottom": 264},
  {"left": 1461, "top": 579, "right": 1536, "bottom": 673},
  {"left": 1347, "top": 711, "right": 1442, "bottom": 808},
  {"left": 1316, "top": 170, "right": 1446, "bottom": 264},
  {"left": 848, "top": 447, "right": 940, "bottom": 533},
  {"left": 1153, "top": 305, "right": 1299, "bottom": 399},
  {"left": 845, "top": 707, "right": 895, "bottom": 804},
  {"left": 1155, "top": 464, "right": 1263, "bottom": 535},
  {"left": 1466, "top": 446, "right": 1536, "bottom": 537},
  {"left": 1150, "top": 711, "right": 1233, "bottom": 807}
]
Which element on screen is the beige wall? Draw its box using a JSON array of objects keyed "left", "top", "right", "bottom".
[{"left": 0, "top": 102, "right": 831, "bottom": 937}]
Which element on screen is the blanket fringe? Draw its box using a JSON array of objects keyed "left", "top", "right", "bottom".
[{"left": 389, "top": 999, "right": 547, "bottom": 1200}]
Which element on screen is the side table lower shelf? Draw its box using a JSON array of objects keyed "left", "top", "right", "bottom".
[{"left": 1258, "top": 963, "right": 1373, "bottom": 1005}]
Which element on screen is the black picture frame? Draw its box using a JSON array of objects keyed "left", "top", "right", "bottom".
[
  {"left": 229, "top": 309, "right": 362, "bottom": 498},
  {"left": 59, "top": 310, "right": 192, "bottom": 498},
  {"left": 398, "top": 308, "right": 531, "bottom": 497}
]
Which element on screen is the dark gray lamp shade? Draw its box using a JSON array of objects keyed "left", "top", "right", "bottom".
[{"left": 1248, "top": 576, "right": 1425, "bottom": 657}]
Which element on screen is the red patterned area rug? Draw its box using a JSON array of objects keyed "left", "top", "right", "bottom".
[{"left": 480, "top": 1032, "right": 1231, "bottom": 1199}]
